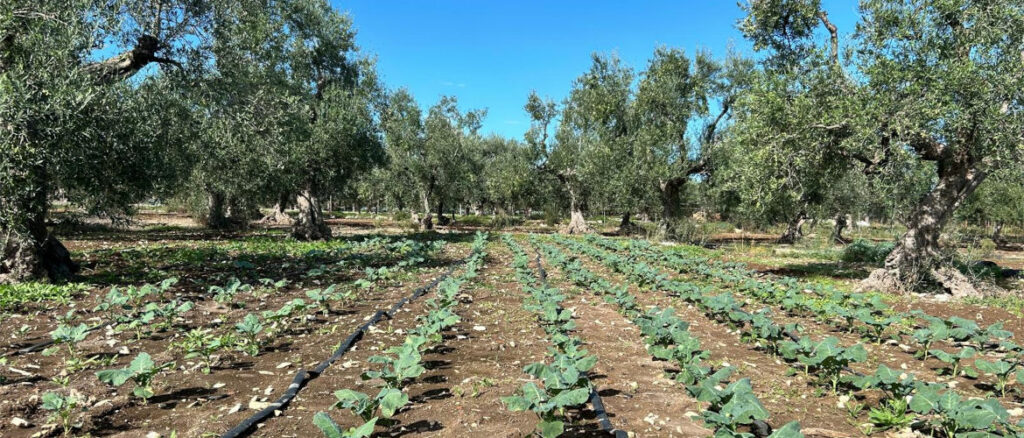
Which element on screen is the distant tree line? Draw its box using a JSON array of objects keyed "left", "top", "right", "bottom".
[{"left": 2, "top": 0, "right": 1022, "bottom": 297}]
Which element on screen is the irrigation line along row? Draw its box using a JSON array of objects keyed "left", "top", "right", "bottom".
[
  {"left": 560, "top": 238, "right": 874, "bottom": 437},
  {"left": 220, "top": 260, "right": 464, "bottom": 438},
  {"left": 532, "top": 248, "right": 628, "bottom": 438}
]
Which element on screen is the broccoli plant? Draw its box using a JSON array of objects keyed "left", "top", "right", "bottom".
[
  {"left": 853, "top": 309, "right": 903, "bottom": 344},
  {"left": 94, "top": 287, "right": 130, "bottom": 319},
  {"left": 210, "top": 278, "right": 253, "bottom": 305},
  {"left": 741, "top": 311, "right": 797, "bottom": 355},
  {"left": 331, "top": 388, "right": 408, "bottom": 422},
  {"left": 306, "top": 285, "right": 351, "bottom": 315},
  {"left": 178, "top": 329, "right": 235, "bottom": 374},
  {"left": 234, "top": 314, "right": 264, "bottom": 356},
  {"left": 501, "top": 381, "right": 590, "bottom": 438},
  {"left": 96, "top": 352, "right": 175, "bottom": 401},
  {"left": 312, "top": 412, "right": 376, "bottom": 438},
  {"left": 913, "top": 316, "right": 981, "bottom": 358},
  {"left": 44, "top": 323, "right": 91, "bottom": 370},
  {"left": 850, "top": 365, "right": 917, "bottom": 401},
  {"left": 780, "top": 337, "right": 866, "bottom": 394},
  {"left": 41, "top": 392, "right": 82, "bottom": 437},
  {"left": 362, "top": 341, "right": 425, "bottom": 388},
  {"left": 502, "top": 345, "right": 596, "bottom": 437},
  {"left": 144, "top": 299, "right": 194, "bottom": 331},
  {"left": 928, "top": 347, "right": 977, "bottom": 378},
  {"left": 975, "top": 358, "right": 1019, "bottom": 397},
  {"left": 688, "top": 374, "right": 771, "bottom": 436},
  {"left": 909, "top": 385, "right": 1012, "bottom": 437}
]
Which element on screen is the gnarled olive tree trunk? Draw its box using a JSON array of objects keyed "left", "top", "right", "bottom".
[
  {"left": 657, "top": 177, "right": 685, "bottom": 238},
  {"left": 1, "top": 166, "right": 78, "bottom": 283},
  {"left": 292, "top": 188, "right": 331, "bottom": 240},
  {"left": 861, "top": 155, "right": 986, "bottom": 297},
  {"left": 831, "top": 213, "right": 849, "bottom": 244},
  {"left": 778, "top": 208, "right": 808, "bottom": 244},
  {"left": 562, "top": 186, "right": 590, "bottom": 234},
  {"left": 419, "top": 191, "right": 433, "bottom": 230},
  {"left": 205, "top": 191, "right": 228, "bottom": 229},
  {"left": 259, "top": 192, "right": 294, "bottom": 225}
]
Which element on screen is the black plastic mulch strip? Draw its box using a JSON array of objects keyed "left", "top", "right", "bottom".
[
  {"left": 220, "top": 262, "right": 462, "bottom": 438},
  {"left": 531, "top": 246, "right": 625, "bottom": 438}
]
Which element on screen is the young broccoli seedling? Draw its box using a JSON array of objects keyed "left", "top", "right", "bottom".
[
  {"left": 235, "top": 313, "right": 264, "bottom": 356},
  {"left": 96, "top": 352, "right": 175, "bottom": 401}
]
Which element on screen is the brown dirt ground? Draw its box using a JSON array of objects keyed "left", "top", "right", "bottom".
[{"left": 0, "top": 239, "right": 467, "bottom": 438}]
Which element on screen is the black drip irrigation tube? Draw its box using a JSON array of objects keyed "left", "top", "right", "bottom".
[
  {"left": 220, "top": 261, "right": 463, "bottom": 438},
  {"left": 532, "top": 249, "right": 628, "bottom": 438}
]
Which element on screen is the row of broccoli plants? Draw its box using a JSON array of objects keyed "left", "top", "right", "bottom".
[
  {"left": 562, "top": 236, "right": 1024, "bottom": 437},
  {"left": 499, "top": 235, "right": 600, "bottom": 438},
  {"left": 590, "top": 236, "right": 1024, "bottom": 398},
  {"left": 551, "top": 235, "right": 870, "bottom": 395},
  {"left": 314, "top": 232, "right": 489, "bottom": 438},
  {"left": 34, "top": 238, "right": 448, "bottom": 436},
  {"left": 532, "top": 238, "right": 802, "bottom": 438}
]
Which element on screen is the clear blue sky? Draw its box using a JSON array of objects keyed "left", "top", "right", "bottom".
[{"left": 332, "top": 1, "right": 860, "bottom": 139}]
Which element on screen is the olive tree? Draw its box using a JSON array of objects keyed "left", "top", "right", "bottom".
[
  {"left": 738, "top": 0, "right": 1024, "bottom": 295},
  {"left": 855, "top": 0, "right": 1024, "bottom": 296},
  {"left": 527, "top": 54, "right": 633, "bottom": 234},
  {"left": 1, "top": 0, "right": 211, "bottom": 282},
  {"left": 382, "top": 90, "right": 485, "bottom": 230}
]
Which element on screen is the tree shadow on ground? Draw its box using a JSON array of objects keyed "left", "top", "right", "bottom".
[
  {"left": 71, "top": 231, "right": 474, "bottom": 288},
  {"left": 763, "top": 262, "right": 873, "bottom": 280}
]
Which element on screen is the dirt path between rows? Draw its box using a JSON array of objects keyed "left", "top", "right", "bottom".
[{"left": 536, "top": 245, "right": 711, "bottom": 437}]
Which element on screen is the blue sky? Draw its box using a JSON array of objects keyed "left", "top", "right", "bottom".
[{"left": 333, "top": 1, "right": 860, "bottom": 139}]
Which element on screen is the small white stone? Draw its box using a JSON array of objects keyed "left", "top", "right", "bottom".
[
  {"left": 212, "top": 382, "right": 226, "bottom": 389},
  {"left": 11, "top": 417, "right": 30, "bottom": 428},
  {"left": 227, "top": 403, "right": 242, "bottom": 414},
  {"left": 249, "top": 396, "right": 271, "bottom": 410},
  {"left": 473, "top": 325, "right": 486, "bottom": 331},
  {"left": 145, "top": 432, "right": 161, "bottom": 438},
  {"left": 276, "top": 362, "right": 292, "bottom": 369}
]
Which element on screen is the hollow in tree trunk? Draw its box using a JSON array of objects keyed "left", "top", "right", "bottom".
[
  {"left": 778, "top": 209, "right": 808, "bottom": 244},
  {"left": 861, "top": 156, "right": 986, "bottom": 297},
  {"left": 832, "top": 213, "right": 849, "bottom": 244},
  {"left": 292, "top": 188, "right": 331, "bottom": 240}
]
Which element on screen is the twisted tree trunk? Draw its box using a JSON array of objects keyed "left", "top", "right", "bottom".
[
  {"left": 861, "top": 154, "right": 986, "bottom": 297},
  {"left": 562, "top": 187, "right": 590, "bottom": 234},
  {"left": 419, "top": 191, "right": 433, "bottom": 230},
  {"left": 1, "top": 166, "right": 78, "bottom": 283},
  {"left": 658, "top": 177, "right": 685, "bottom": 238},
  {"left": 259, "top": 192, "right": 294, "bottom": 226},
  {"left": 205, "top": 191, "right": 228, "bottom": 229},
  {"left": 618, "top": 212, "right": 641, "bottom": 235},
  {"left": 993, "top": 222, "right": 1007, "bottom": 248},
  {"left": 832, "top": 213, "right": 849, "bottom": 244},
  {"left": 778, "top": 208, "right": 808, "bottom": 244},
  {"left": 292, "top": 188, "right": 331, "bottom": 240}
]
